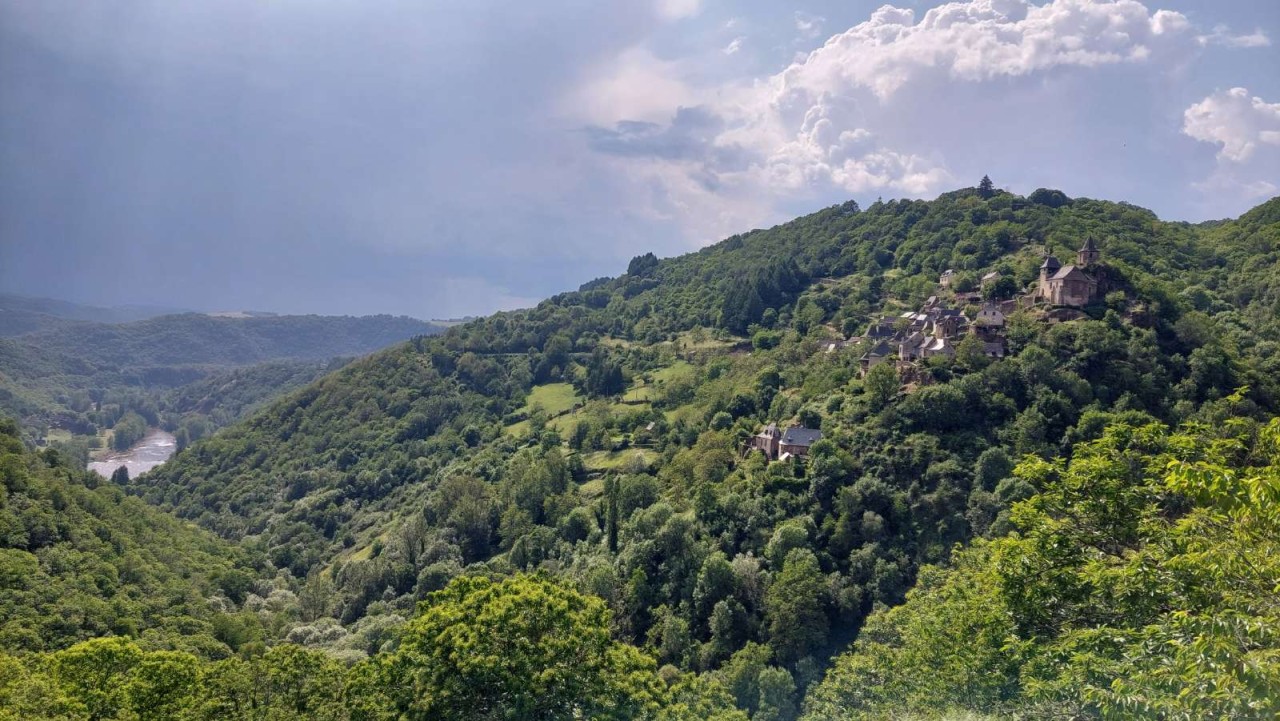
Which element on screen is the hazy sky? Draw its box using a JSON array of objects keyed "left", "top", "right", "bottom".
[{"left": 2, "top": 0, "right": 1277, "bottom": 318}]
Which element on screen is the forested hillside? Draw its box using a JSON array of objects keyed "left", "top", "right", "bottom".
[
  {"left": 15, "top": 312, "right": 438, "bottom": 367},
  {"left": 804, "top": 409, "right": 1280, "bottom": 719},
  {"left": 157, "top": 360, "right": 349, "bottom": 450},
  {"left": 0, "top": 312, "right": 441, "bottom": 448},
  {"left": 112, "top": 187, "right": 1280, "bottom": 718},
  {"left": 3, "top": 187, "right": 1275, "bottom": 717},
  {"left": 0, "top": 417, "right": 262, "bottom": 655}
]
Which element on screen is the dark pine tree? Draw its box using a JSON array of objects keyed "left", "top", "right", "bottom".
[{"left": 978, "top": 175, "right": 995, "bottom": 199}]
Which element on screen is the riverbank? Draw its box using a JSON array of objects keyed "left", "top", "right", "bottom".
[{"left": 88, "top": 429, "right": 177, "bottom": 478}]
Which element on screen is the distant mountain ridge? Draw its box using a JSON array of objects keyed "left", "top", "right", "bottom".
[
  {"left": 0, "top": 308, "right": 445, "bottom": 439},
  {"left": 14, "top": 312, "right": 440, "bottom": 367},
  {"left": 0, "top": 293, "right": 192, "bottom": 337}
]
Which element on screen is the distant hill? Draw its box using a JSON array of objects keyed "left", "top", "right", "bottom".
[
  {"left": 0, "top": 311, "right": 444, "bottom": 438},
  {"left": 15, "top": 312, "right": 440, "bottom": 367},
  {"left": 0, "top": 293, "right": 190, "bottom": 336}
]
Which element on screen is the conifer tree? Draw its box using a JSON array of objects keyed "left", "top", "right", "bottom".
[{"left": 978, "top": 174, "right": 995, "bottom": 199}]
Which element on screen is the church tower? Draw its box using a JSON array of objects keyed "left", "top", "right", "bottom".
[
  {"left": 1039, "top": 255, "right": 1061, "bottom": 282},
  {"left": 1078, "top": 236, "right": 1100, "bottom": 266},
  {"left": 1038, "top": 255, "right": 1061, "bottom": 302}
]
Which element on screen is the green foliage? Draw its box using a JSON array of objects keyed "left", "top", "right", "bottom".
[
  {"left": 981, "top": 274, "right": 1018, "bottom": 300},
  {"left": 0, "top": 419, "right": 260, "bottom": 654},
  {"left": 586, "top": 348, "right": 627, "bottom": 397},
  {"left": 765, "top": 549, "right": 829, "bottom": 666},
  {"left": 110, "top": 411, "right": 147, "bottom": 451},
  {"left": 804, "top": 412, "right": 1280, "bottom": 719},
  {"left": 387, "top": 574, "right": 644, "bottom": 718},
  {"left": 862, "top": 361, "right": 897, "bottom": 410},
  {"left": 0, "top": 575, "right": 746, "bottom": 720}
]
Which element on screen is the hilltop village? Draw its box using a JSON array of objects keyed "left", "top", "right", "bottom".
[
  {"left": 750, "top": 236, "right": 1109, "bottom": 460},
  {"left": 856, "top": 235, "right": 1106, "bottom": 379}
]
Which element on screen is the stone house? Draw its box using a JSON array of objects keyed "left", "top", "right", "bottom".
[
  {"left": 752, "top": 423, "right": 822, "bottom": 460},
  {"left": 974, "top": 302, "right": 1005, "bottom": 329},
  {"left": 859, "top": 340, "right": 894, "bottom": 376},
  {"left": 752, "top": 423, "right": 781, "bottom": 458},
  {"left": 899, "top": 332, "right": 954, "bottom": 361},
  {"left": 778, "top": 426, "right": 822, "bottom": 460}
]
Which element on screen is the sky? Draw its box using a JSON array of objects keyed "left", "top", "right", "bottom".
[{"left": 2, "top": 0, "right": 1277, "bottom": 319}]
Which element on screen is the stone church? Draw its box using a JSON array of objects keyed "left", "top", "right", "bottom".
[{"left": 1038, "top": 237, "right": 1101, "bottom": 307}]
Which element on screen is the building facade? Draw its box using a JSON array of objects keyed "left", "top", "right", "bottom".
[{"left": 1038, "top": 237, "right": 1101, "bottom": 307}]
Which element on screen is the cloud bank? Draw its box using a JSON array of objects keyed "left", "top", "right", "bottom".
[
  {"left": 577, "top": 0, "right": 1267, "bottom": 243},
  {"left": 1, "top": 0, "right": 1275, "bottom": 317}
]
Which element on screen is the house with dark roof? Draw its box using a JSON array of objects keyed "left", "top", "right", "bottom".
[
  {"left": 779, "top": 426, "right": 822, "bottom": 460},
  {"left": 750, "top": 423, "right": 822, "bottom": 460},
  {"left": 899, "top": 332, "right": 954, "bottom": 361},
  {"left": 864, "top": 320, "right": 898, "bottom": 341},
  {"left": 974, "top": 302, "right": 1005, "bottom": 328},
  {"left": 859, "top": 340, "right": 894, "bottom": 376}
]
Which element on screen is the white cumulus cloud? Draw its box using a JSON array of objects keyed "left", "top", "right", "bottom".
[
  {"left": 718, "top": 0, "right": 1197, "bottom": 199},
  {"left": 565, "top": 46, "right": 696, "bottom": 125},
  {"left": 1183, "top": 87, "right": 1280, "bottom": 162},
  {"left": 1183, "top": 87, "right": 1280, "bottom": 203},
  {"left": 573, "top": 0, "right": 1271, "bottom": 244},
  {"left": 778, "top": 0, "right": 1196, "bottom": 101},
  {"left": 795, "top": 12, "right": 824, "bottom": 40}
]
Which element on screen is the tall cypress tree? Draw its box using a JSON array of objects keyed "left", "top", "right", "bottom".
[{"left": 604, "top": 476, "right": 619, "bottom": 553}]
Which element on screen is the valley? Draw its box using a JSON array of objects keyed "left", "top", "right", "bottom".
[
  {"left": 0, "top": 302, "right": 444, "bottom": 462},
  {"left": 3, "top": 186, "right": 1279, "bottom": 719}
]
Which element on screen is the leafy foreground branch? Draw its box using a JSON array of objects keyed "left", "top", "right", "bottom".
[
  {"left": 803, "top": 411, "right": 1280, "bottom": 720},
  {"left": 0, "top": 574, "right": 746, "bottom": 721}
]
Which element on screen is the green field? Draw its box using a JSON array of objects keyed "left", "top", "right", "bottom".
[
  {"left": 622, "top": 385, "right": 656, "bottom": 402},
  {"left": 624, "top": 360, "right": 695, "bottom": 403},
  {"left": 578, "top": 477, "right": 605, "bottom": 499},
  {"left": 581, "top": 448, "right": 657, "bottom": 473},
  {"left": 670, "top": 332, "right": 738, "bottom": 351},
  {"left": 505, "top": 382, "right": 584, "bottom": 436},
  {"left": 651, "top": 360, "right": 694, "bottom": 383},
  {"left": 520, "top": 383, "right": 581, "bottom": 415}
]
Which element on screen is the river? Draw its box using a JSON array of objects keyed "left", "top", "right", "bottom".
[{"left": 88, "top": 429, "right": 177, "bottom": 478}]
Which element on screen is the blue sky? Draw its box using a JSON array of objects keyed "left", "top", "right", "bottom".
[{"left": 2, "top": 0, "right": 1277, "bottom": 318}]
